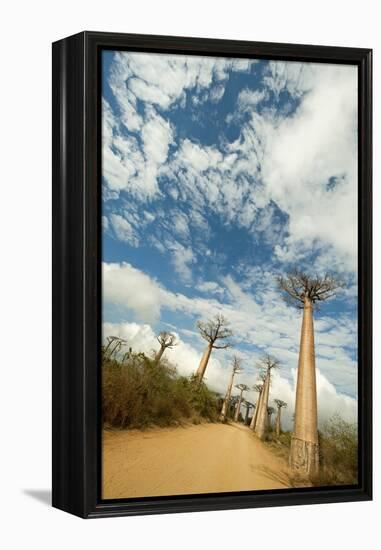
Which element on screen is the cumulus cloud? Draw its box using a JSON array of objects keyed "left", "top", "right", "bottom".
[
  {"left": 103, "top": 262, "right": 163, "bottom": 323},
  {"left": 259, "top": 63, "right": 358, "bottom": 273},
  {"left": 110, "top": 213, "right": 139, "bottom": 246}
]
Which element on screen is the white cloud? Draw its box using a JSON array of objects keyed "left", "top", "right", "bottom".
[
  {"left": 141, "top": 107, "right": 173, "bottom": 164},
  {"left": 102, "top": 216, "right": 109, "bottom": 231},
  {"left": 110, "top": 213, "right": 139, "bottom": 246},
  {"left": 210, "top": 84, "right": 225, "bottom": 102},
  {"left": 109, "top": 51, "right": 255, "bottom": 114},
  {"left": 259, "top": 63, "right": 358, "bottom": 273},
  {"left": 168, "top": 242, "right": 195, "bottom": 282},
  {"left": 237, "top": 88, "right": 267, "bottom": 110},
  {"left": 160, "top": 61, "right": 358, "bottom": 276},
  {"left": 102, "top": 100, "right": 173, "bottom": 201},
  {"left": 263, "top": 60, "right": 315, "bottom": 98},
  {"left": 196, "top": 281, "right": 224, "bottom": 296},
  {"left": 103, "top": 262, "right": 163, "bottom": 323}
]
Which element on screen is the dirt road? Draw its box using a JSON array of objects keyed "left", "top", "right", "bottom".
[{"left": 103, "top": 422, "right": 307, "bottom": 499}]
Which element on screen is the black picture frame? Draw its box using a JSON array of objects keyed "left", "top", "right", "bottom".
[{"left": 52, "top": 31, "right": 372, "bottom": 519}]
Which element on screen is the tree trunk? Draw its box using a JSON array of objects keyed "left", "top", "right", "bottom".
[
  {"left": 289, "top": 297, "right": 319, "bottom": 476},
  {"left": 195, "top": 343, "right": 212, "bottom": 383},
  {"left": 250, "top": 392, "right": 262, "bottom": 430},
  {"left": 275, "top": 408, "right": 281, "bottom": 437},
  {"left": 244, "top": 406, "right": 250, "bottom": 425},
  {"left": 154, "top": 346, "right": 165, "bottom": 364},
  {"left": 255, "top": 374, "right": 270, "bottom": 440},
  {"left": 219, "top": 368, "right": 235, "bottom": 421},
  {"left": 234, "top": 391, "right": 243, "bottom": 422}
]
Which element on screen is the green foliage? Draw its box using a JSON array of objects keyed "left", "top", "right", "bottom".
[
  {"left": 102, "top": 351, "right": 219, "bottom": 429},
  {"left": 314, "top": 414, "right": 358, "bottom": 486}
]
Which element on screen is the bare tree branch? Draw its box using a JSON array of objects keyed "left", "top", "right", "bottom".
[
  {"left": 156, "top": 331, "right": 177, "bottom": 350},
  {"left": 235, "top": 383, "right": 250, "bottom": 393},
  {"left": 197, "top": 314, "right": 233, "bottom": 348},
  {"left": 256, "top": 354, "right": 280, "bottom": 375},
  {"left": 277, "top": 269, "right": 344, "bottom": 308}
]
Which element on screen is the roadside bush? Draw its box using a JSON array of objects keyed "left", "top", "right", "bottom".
[
  {"left": 314, "top": 414, "right": 358, "bottom": 486},
  {"left": 102, "top": 351, "right": 219, "bottom": 429}
]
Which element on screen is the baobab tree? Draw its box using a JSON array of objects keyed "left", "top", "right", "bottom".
[
  {"left": 243, "top": 400, "right": 254, "bottom": 425},
  {"left": 250, "top": 382, "right": 264, "bottom": 430},
  {"left": 229, "top": 395, "right": 239, "bottom": 419},
  {"left": 234, "top": 383, "right": 250, "bottom": 422},
  {"left": 274, "top": 399, "right": 287, "bottom": 437},
  {"left": 219, "top": 356, "right": 243, "bottom": 421},
  {"left": 154, "top": 331, "right": 177, "bottom": 364},
  {"left": 254, "top": 355, "right": 280, "bottom": 440},
  {"left": 195, "top": 314, "right": 233, "bottom": 384},
  {"left": 267, "top": 406, "right": 275, "bottom": 427},
  {"left": 277, "top": 270, "right": 342, "bottom": 475}
]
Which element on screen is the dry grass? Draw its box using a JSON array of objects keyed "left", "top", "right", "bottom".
[{"left": 102, "top": 350, "right": 220, "bottom": 429}]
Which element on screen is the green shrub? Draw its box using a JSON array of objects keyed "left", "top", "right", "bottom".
[
  {"left": 102, "top": 351, "right": 219, "bottom": 429},
  {"left": 314, "top": 414, "right": 358, "bottom": 486}
]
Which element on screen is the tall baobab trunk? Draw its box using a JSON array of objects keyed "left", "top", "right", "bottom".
[
  {"left": 195, "top": 343, "right": 213, "bottom": 382},
  {"left": 275, "top": 409, "right": 282, "bottom": 437},
  {"left": 254, "top": 373, "right": 270, "bottom": 440},
  {"left": 249, "top": 403, "right": 257, "bottom": 429},
  {"left": 234, "top": 391, "right": 243, "bottom": 422},
  {"left": 250, "top": 389, "right": 262, "bottom": 430},
  {"left": 154, "top": 347, "right": 165, "bottom": 364},
  {"left": 244, "top": 405, "right": 251, "bottom": 425},
  {"left": 220, "top": 368, "right": 235, "bottom": 421},
  {"left": 290, "top": 297, "right": 319, "bottom": 475}
]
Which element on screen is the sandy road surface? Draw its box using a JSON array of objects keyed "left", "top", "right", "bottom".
[{"left": 103, "top": 423, "right": 307, "bottom": 499}]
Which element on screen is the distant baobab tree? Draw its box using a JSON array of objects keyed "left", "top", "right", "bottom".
[
  {"left": 234, "top": 383, "right": 250, "bottom": 422},
  {"left": 155, "top": 331, "right": 177, "bottom": 364},
  {"left": 274, "top": 399, "right": 287, "bottom": 437},
  {"left": 277, "top": 270, "right": 342, "bottom": 475},
  {"left": 229, "top": 395, "right": 239, "bottom": 419},
  {"left": 195, "top": 314, "right": 233, "bottom": 384},
  {"left": 254, "top": 355, "right": 280, "bottom": 440},
  {"left": 220, "top": 356, "right": 243, "bottom": 421},
  {"left": 250, "top": 383, "right": 263, "bottom": 430},
  {"left": 243, "top": 400, "right": 254, "bottom": 425},
  {"left": 267, "top": 406, "right": 275, "bottom": 426}
]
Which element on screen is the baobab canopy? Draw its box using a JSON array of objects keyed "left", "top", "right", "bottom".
[
  {"left": 197, "top": 314, "right": 233, "bottom": 349},
  {"left": 277, "top": 270, "right": 344, "bottom": 308},
  {"left": 195, "top": 314, "right": 234, "bottom": 384}
]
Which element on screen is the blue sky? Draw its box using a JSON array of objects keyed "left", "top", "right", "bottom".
[{"left": 101, "top": 50, "right": 358, "bottom": 428}]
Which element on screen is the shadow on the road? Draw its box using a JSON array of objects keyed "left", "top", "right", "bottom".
[
  {"left": 23, "top": 489, "right": 51, "bottom": 506},
  {"left": 255, "top": 465, "right": 309, "bottom": 489}
]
